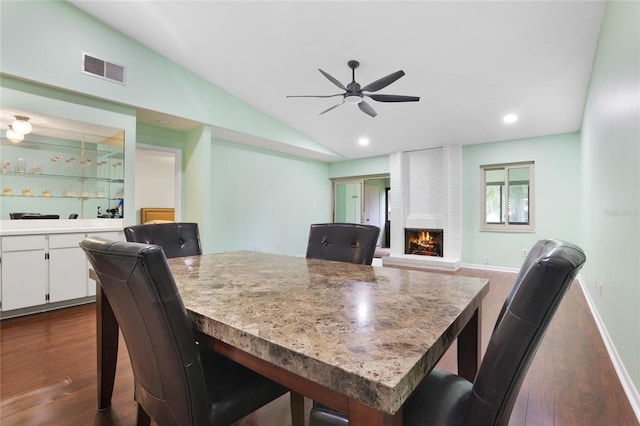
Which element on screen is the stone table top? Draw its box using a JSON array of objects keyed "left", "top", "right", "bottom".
[{"left": 168, "top": 251, "right": 489, "bottom": 415}]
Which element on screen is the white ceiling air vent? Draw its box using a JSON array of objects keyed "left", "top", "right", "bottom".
[{"left": 82, "top": 52, "right": 126, "bottom": 85}]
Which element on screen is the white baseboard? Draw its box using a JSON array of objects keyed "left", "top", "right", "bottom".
[
  {"left": 460, "top": 263, "right": 519, "bottom": 273},
  {"left": 577, "top": 277, "right": 640, "bottom": 423},
  {"left": 460, "top": 264, "right": 640, "bottom": 422}
]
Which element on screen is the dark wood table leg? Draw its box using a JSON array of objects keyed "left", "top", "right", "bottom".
[
  {"left": 290, "top": 391, "right": 305, "bottom": 426},
  {"left": 457, "top": 306, "right": 482, "bottom": 382},
  {"left": 96, "top": 283, "right": 119, "bottom": 410}
]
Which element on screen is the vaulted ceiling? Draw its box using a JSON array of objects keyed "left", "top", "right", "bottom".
[{"left": 70, "top": 1, "right": 606, "bottom": 160}]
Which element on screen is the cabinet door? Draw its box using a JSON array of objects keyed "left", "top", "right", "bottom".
[
  {"left": 1, "top": 236, "right": 47, "bottom": 311},
  {"left": 49, "top": 234, "right": 88, "bottom": 303}
]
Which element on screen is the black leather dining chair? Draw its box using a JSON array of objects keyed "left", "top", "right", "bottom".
[
  {"left": 124, "top": 222, "right": 202, "bottom": 258},
  {"left": 309, "top": 239, "right": 586, "bottom": 426},
  {"left": 80, "top": 237, "right": 293, "bottom": 426},
  {"left": 306, "top": 223, "right": 380, "bottom": 265},
  {"left": 9, "top": 212, "right": 39, "bottom": 219}
]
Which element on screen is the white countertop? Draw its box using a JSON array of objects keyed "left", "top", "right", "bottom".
[{"left": 0, "top": 219, "right": 124, "bottom": 236}]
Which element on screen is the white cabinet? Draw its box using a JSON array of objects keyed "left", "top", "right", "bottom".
[
  {"left": 0, "top": 229, "right": 124, "bottom": 315},
  {"left": 49, "top": 233, "right": 87, "bottom": 303},
  {"left": 1, "top": 235, "right": 48, "bottom": 311}
]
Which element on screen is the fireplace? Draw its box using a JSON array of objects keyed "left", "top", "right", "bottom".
[{"left": 404, "top": 228, "right": 444, "bottom": 257}]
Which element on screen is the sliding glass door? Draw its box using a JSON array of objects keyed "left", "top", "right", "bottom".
[{"left": 333, "top": 180, "right": 362, "bottom": 223}]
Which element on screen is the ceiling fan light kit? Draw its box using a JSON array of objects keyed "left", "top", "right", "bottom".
[{"left": 287, "top": 60, "right": 420, "bottom": 117}]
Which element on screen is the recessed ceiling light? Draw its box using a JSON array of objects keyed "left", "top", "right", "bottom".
[
  {"left": 358, "top": 137, "right": 369, "bottom": 146},
  {"left": 156, "top": 119, "right": 170, "bottom": 125},
  {"left": 503, "top": 113, "right": 518, "bottom": 124}
]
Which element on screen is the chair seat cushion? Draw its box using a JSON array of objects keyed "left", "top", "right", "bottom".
[
  {"left": 201, "top": 350, "right": 289, "bottom": 425},
  {"left": 403, "top": 368, "right": 472, "bottom": 426},
  {"left": 309, "top": 369, "right": 472, "bottom": 426}
]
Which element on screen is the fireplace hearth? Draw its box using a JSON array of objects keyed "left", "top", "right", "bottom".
[{"left": 405, "top": 228, "right": 443, "bottom": 257}]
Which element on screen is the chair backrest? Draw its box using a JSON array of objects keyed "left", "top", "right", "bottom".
[
  {"left": 467, "top": 239, "right": 586, "bottom": 426},
  {"left": 21, "top": 214, "right": 59, "bottom": 219},
  {"left": 124, "top": 222, "right": 202, "bottom": 258},
  {"left": 10, "top": 212, "right": 40, "bottom": 219},
  {"left": 306, "top": 223, "right": 380, "bottom": 265},
  {"left": 80, "top": 237, "right": 209, "bottom": 425}
]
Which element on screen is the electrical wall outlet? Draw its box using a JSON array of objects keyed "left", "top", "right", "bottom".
[
  {"left": 599, "top": 282, "right": 604, "bottom": 298},
  {"left": 483, "top": 256, "right": 489, "bottom": 265},
  {"left": 522, "top": 248, "right": 528, "bottom": 257}
]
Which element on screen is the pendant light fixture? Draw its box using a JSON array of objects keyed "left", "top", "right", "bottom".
[
  {"left": 11, "top": 116, "right": 32, "bottom": 135},
  {"left": 6, "top": 125, "right": 24, "bottom": 143}
]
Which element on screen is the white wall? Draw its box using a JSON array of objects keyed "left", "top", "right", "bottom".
[{"left": 134, "top": 148, "right": 176, "bottom": 223}]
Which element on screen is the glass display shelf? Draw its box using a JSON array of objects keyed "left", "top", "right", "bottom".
[
  {"left": 1, "top": 170, "right": 124, "bottom": 182},
  {"left": 1, "top": 125, "right": 125, "bottom": 220}
]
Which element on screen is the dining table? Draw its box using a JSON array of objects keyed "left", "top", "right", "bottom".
[{"left": 95, "top": 250, "right": 489, "bottom": 426}]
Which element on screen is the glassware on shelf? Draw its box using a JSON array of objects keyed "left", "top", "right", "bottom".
[
  {"left": 15, "top": 158, "right": 26, "bottom": 173},
  {"left": 50, "top": 155, "right": 62, "bottom": 174},
  {"left": 97, "top": 160, "right": 108, "bottom": 178},
  {"left": 2, "top": 161, "right": 12, "bottom": 173},
  {"left": 31, "top": 164, "right": 43, "bottom": 175},
  {"left": 62, "top": 184, "right": 76, "bottom": 197},
  {"left": 80, "top": 158, "right": 92, "bottom": 171},
  {"left": 112, "top": 161, "right": 123, "bottom": 180},
  {"left": 65, "top": 157, "right": 77, "bottom": 176}
]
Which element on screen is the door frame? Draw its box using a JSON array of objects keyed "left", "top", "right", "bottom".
[
  {"left": 136, "top": 144, "right": 183, "bottom": 222},
  {"left": 332, "top": 178, "right": 364, "bottom": 224},
  {"left": 331, "top": 174, "right": 390, "bottom": 225}
]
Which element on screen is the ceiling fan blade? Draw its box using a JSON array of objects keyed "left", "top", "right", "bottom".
[
  {"left": 319, "top": 99, "right": 345, "bottom": 115},
  {"left": 361, "top": 70, "right": 405, "bottom": 92},
  {"left": 287, "top": 94, "right": 344, "bottom": 98},
  {"left": 318, "top": 69, "right": 347, "bottom": 91},
  {"left": 366, "top": 94, "right": 420, "bottom": 102},
  {"left": 358, "top": 100, "right": 377, "bottom": 117}
]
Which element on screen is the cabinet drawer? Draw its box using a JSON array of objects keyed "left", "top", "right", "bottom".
[
  {"left": 1, "top": 235, "right": 46, "bottom": 252},
  {"left": 49, "top": 233, "right": 86, "bottom": 249}
]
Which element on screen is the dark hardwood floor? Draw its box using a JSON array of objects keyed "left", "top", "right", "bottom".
[{"left": 1, "top": 268, "right": 638, "bottom": 425}]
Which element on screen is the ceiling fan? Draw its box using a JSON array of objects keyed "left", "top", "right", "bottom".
[{"left": 287, "top": 60, "right": 420, "bottom": 117}]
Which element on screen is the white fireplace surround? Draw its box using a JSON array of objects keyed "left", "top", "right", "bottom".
[{"left": 383, "top": 146, "right": 462, "bottom": 271}]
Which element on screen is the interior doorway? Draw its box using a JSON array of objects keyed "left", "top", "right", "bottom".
[
  {"left": 135, "top": 144, "right": 182, "bottom": 224},
  {"left": 332, "top": 175, "right": 390, "bottom": 247}
]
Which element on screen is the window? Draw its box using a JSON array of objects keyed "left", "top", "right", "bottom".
[{"left": 481, "top": 162, "right": 534, "bottom": 232}]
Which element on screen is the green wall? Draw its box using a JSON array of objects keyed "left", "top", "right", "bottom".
[
  {"left": 461, "top": 132, "right": 582, "bottom": 267},
  {"left": 135, "top": 123, "right": 332, "bottom": 255},
  {"left": 580, "top": 0, "right": 640, "bottom": 391},
  {"left": 329, "top": 155, "right": 390, "bottom": 178},
  {"left": 0, "top": 0, "right": 338, "bottom": 161},
  {"left": 210, "top": 140, "right": 331, "bottom": 255}
]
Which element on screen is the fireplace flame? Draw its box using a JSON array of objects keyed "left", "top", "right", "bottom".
[{"left": 405, "top": 229, "right": 443, "bottom": 257}]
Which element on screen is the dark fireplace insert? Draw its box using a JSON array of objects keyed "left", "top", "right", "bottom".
[{"left": 404, "top": 228, "right": 443, "bottom": 257}]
